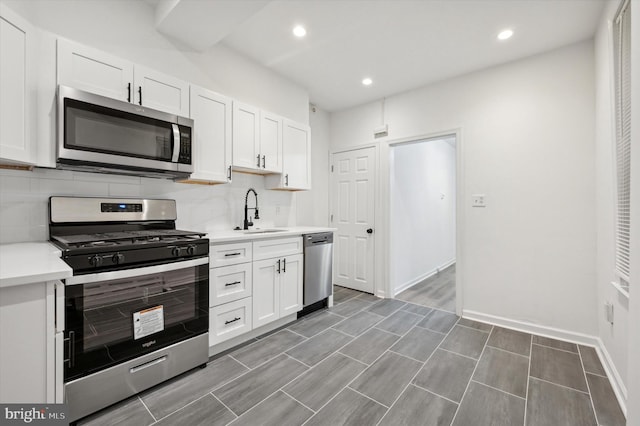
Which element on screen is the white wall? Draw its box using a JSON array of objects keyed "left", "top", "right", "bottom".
[
  {"left": 594, "top": 0, "right": 629, "bottom": 397},
  {"left": 624, "top": 0, "right": 640, "bottom": 423},
  {"left": 297, "top": 105, "right": 331, "bottom": 227},
  {"left": 331, "top": 41, "right": 598, "bottom": 336},
  {"left": 390, "top": 138, "right": 456, "bottom": 294}
]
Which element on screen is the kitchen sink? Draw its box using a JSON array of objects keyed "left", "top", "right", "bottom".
[{"left": 242, "top": 229, "right": 288, "bottom": 234}]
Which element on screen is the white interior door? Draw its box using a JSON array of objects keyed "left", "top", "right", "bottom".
[{"left": 331, "top": 147, "right": 376, "bottom": 294}]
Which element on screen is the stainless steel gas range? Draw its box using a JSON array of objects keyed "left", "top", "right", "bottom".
[{"left": 48, "top": 197, "right": 209, "bottom": 422}]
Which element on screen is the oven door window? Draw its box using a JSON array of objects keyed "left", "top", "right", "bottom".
[
  {"left": 65, "top": 262, "right": 208, "bottom": 381},
  {"left": 64, "top": 98, "right": 175, "bottom": 161}
]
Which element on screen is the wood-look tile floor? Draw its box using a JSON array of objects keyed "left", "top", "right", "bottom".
[
  {"left": 78, "top": 286, "right": 625, "bottom": 426},
  {"left": 396, "top": 264, "right": 456, "bottom": 312}
]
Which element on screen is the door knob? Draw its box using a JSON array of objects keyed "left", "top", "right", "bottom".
[{"left": 366, "top": 228, "right": 373, "bottom": 234}]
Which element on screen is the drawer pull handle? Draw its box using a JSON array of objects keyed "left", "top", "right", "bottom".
[
  {"left": 225, "top": 317, "right": 241, "bottom": 325},
  {"left": 225, "top": 281, "right": 241, "bottom": 287},
  {"left": 225, "top": 252, "right": 242, "bottom": 257}
]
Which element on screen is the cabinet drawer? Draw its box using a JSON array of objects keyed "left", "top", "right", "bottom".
[
  {"left": 210, "top": 242, "right": 252, "bottom": 267},
  {"left": 209, "top": 297, "right": 252, "bottom": 346},
  {"left": 253, "top": 237, "right": 302, "bottom": 261},
  {"left": 210, "top": 263, "right": 252, "bottom": 307}
]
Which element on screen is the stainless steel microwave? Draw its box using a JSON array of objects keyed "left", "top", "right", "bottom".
[{"left": 57, "top": 85, "right": 194, "bottom": 179}]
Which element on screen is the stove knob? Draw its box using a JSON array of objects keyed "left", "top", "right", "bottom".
[
  {"left": 171, "top": 247, "right": 181, "bottom": 257},
  {"left": 112, "top": 253, "right": 125, "bottom": 264},
  {"left": 187, "top": 245, "right": 196, "bottom": 255},
  {"left": 89, "top": 255, "right": 103, "bottom": 267}
]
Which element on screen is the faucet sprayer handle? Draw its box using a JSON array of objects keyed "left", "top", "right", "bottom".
[{"left": 254, "top": 208, "right": 260, "bottom": 220}]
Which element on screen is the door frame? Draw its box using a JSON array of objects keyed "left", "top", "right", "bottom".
[
  {"left": 381, "top": 128, "right": 464, "bottom": 315},
  {"left": 330, "top": 144, "right": 381, "bottom": 297}
]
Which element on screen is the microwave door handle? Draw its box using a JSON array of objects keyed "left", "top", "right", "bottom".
[{"left": 171, "top": 124, "right": 180, "bottom": 163}]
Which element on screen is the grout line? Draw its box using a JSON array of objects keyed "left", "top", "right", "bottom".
[
  {"left": 577, "top": 346, "right": 609, "bottom": 378},
  {"left": 523, "top": 334, "right": 533, "bottom": 426},
  {"left": 455, "top": 322, "right": 492, "bottom": 334},
  {"left": 346, "top": 385, "right": 390, "bottom": 409},
  {"left": 531, "top": 342, "right": 579, "bottom": 355},
  {"left": 374, "top": 319, "right": 465, "bottom": 426},
  {"left": 470, "top": 380, "right": 526, "bottom": 401},
  {"left": 411, "top": 382, "right": 460, "bottom": 406},
  {"left": 283, "top": 352, "right": 313, "bottom": 368},
  {"left": 286, "top": 328, "right": 311, "bottom": 339},
  {"left": 438, "top": 347, "right": 479, "bottom": 362},
  {"left": 331, "top": 327, "right": 359, "bottom": 339},
  {"left": 138, "top": 396, "right": 158, "bottom": 423},
  {"left": 387, "top": 349, "right": 428, "bottom": 364},
  {"left": 227, "top": 354, "right": 252, "bottom": 371},
  {"left": 449, "top": 324, "right": 493, "bottom": 425},
  {"left": 484, "top": 344, "right": 530, "bottom": 359},
  {"left": 413, "top": 322, "right": 450, "bottom": 335},
  {"left": 335, "top": 351, "right": 371, "bottom": 368},
  {"left": 210, "top": 392, "right": 238, "bottom": 419},
  {"left": 372, "top": 326, "right": 403, "bottom": 337},
  {"left": 147, "top": 392, "right": 212, "bottom": 425},
  {"left": 528, "top": 376, "right": 591, "bottom": 395},
  {"left": 280, "top": 389, "right": 317, "bottom": 414},
  {"left": 578, "top": 345, "right": 601, "bottom": 424}
]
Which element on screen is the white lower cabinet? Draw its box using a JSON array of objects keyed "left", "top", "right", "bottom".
[
  {"left": 279, "top": 254, "right": 303, "bottom": 317},
  {"left": 209, "top": 237, "right": 304, "bottom": 348},
  {"left": 209, "top": 297, "right": 253, "bottom": 346},
  {"left": 252, "top": 258, "right": 280, "bottom": 329},
  {"left": 210, "top": 262, "right": 252, "bottom": 306},
  {"left": 0, "top": 280, "right": 63, "bottom": 403},
  {"left": 252, "top": 237, "right": 303, "bottom": 329}
]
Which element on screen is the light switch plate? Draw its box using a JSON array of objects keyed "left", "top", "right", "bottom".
[{"left": 472, "top": 194, "right": 486, "bottom": 207}]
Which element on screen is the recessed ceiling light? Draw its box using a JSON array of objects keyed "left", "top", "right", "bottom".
[
  {"left": 293, "top": 25, "right": 306, "bottom": 38},
  {"left": 497, "top": 29, "right": 514, "bottom": 40},
  {"left": 362, "top": 78, "right": 373, "bottom": 86}
]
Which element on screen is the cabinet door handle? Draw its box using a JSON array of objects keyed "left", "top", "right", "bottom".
[
  {"left": 227, "top": 166, "right": 232, "bottom": 181},
  {"left": 225, "top": 281, "right": 241, "bottom": 287},
  {"left": 127, "top": 83, "right": 131, "bottom": 102},
  {"left": 283, "top": 258, "right": 286, "bottom": 272},
  {"left": 224, "top": 252, "right": 242, "bottom": 257},
  {"left": 262, "top": 155, "right": 266, "bottom": 168},
  {"left": 277, "top": 259, "right": 281, "bottom": 273},
  {"left": 285, "top": 174, "right": 289, "bottom": 186},
  {"left": 257, "top": 154, "right": 261, "bottom": 168},
  {"left": 138, "top": 86, "right": 142, "bottom": 105},
  {"left": 225, "top": 317, "right": 241, "bottom": 325}
]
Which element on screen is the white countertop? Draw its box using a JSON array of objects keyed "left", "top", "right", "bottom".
[
  {"left": 205, "top": 226, "right": 336, "bottom": 244},
  {"left": 0, "top": 242, "right": 73, "bottom": 288}
]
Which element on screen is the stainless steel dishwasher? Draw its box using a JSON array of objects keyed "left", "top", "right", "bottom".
[{"left": 302, "top": 232, "right": 333, "bottom": 312}]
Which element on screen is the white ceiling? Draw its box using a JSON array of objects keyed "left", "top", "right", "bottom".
[{"left": 151, "top": 0, "right": 605, "bottom": 112}]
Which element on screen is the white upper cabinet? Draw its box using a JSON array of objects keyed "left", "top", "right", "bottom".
[
  {"left": 134, "top": 65, "right": 189, "bottom": 116},
  {"left": 0, "top": 4, "right": 36, "bottom": 165},
  {"left": 232, "top": 102, "right": 260, "bottom": 171},
  {"left": 57, "top": 39, "right": 189, "bottom": 116},
  {"left": 232, "top": 102, "right": 283, "bottom": 174},
  {"left": 57, "top": 39, "right": 133, "bottom": 102},
  {"left": 180, "top": 86, "right": 232, "bottom": 184},
  {"left": 259, "top": 111, "right": 283, "bottom": 173},
  {"left": 266, "top": 120, "right": 311, "bottom": 190}
]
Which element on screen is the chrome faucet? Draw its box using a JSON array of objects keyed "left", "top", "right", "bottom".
[{"left": 243, "top": 188, "right": 260, "bottom": 230}]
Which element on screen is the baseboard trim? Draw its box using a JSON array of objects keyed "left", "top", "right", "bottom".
[
  {"left": 595, "top": 337, "right": 628, "bottom": 417},
  {"left": 463, "top": 309, "right": 628, "bottom": 417},
  {"left": 393, "top": 259, "right": 456, "bottom": 296}
]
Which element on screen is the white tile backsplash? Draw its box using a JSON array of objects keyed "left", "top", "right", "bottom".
[{"left": 0, "top": 167, "right": 296, "bottom": 244}]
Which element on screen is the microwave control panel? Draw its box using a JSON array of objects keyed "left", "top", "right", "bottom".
[{"left": 178, "top": 126, "right": 192, "bottom": 164}]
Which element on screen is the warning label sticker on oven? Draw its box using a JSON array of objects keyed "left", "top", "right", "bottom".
[{"left": 133, "top": 305, "right": 164, "bottom": 340}]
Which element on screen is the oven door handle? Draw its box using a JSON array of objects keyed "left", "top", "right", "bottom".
[{"left": 65, "top": 257, "right": 209, "bottom": 285}]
